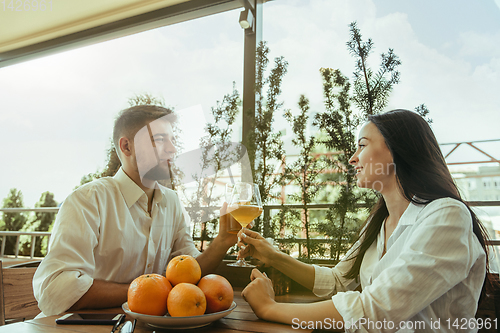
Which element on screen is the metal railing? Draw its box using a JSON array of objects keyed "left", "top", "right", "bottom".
[
  {"left": 262, "top": 201, "right": 500, "bottom": 252},
  {"left": 0, "top": 208, "right": 57, "bottom": 258},
  {"left": 0, "top": 231, "right": 51, "bottom": 259},
  {"left": 1, "top": 201, "right": 500, "bottom": 259}
]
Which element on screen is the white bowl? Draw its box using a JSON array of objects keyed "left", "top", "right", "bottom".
[{"left": 122, "top": 301, "right": 237, "bottom": 329}]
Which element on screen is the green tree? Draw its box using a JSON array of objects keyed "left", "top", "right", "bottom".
[
  {"left": 414, "top": 103, "right": 433, "bottom": 123},
  {"left": 347, "top": 21, "right": 401, "bottom": 115},
  {"left": 76, "top": 173, "right": 98, "bottom": 188},
  {"left": 249, "top": 41, "right": 288, "bottom": 237},
  {"left": 100, "top": 145, "right": 121, "bottom": 178},
  {"left": 314, "top": 21, "right": 404, "bottom": 261},
  {"left": 314, "top": 68, "right": 370, "bottom": 261},
  {"left": 31, "top": 192, "right": 57, "bottom": 257},
  {"left": 183, "top": 83, "right": 241, "bottom": 251},
  {"left": 283, "top": 95, "right": 328, "bottom": 259},
  {"left": 0, "top": 188, "right": 28, "bottom": 255}
]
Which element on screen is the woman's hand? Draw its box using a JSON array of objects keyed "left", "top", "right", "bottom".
[
  {"left": 237, "top": 228, "right": 280, "bottom": 266},
  {"left": 241, "top": 269, "right": 276, "bottom": 320}
]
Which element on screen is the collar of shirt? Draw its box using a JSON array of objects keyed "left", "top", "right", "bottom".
[
  {"left": 397, "top": 200, "right": 426, "bottom": 226},
  {"left": 378, "top": 201, "right": 426, "bottom": 259},
  {"left": 113, "top": 168, "right": 167, "bottom": 208}
]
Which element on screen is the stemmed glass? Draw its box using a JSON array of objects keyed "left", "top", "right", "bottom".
[
  {"left": 225, "top": 183, "right": 241, "bottom": 235},
  {"left": 225, "top": 183, "right": 234, "bottom": 204},
  {"left": 227, "top": 182, "right": 263, "bottom": 267}
]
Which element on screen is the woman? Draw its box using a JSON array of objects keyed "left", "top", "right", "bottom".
[{"left": 238, "top": 109, "right": 492, "bottom": 332}]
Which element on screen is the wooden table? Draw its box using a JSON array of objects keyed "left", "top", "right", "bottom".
[{"left": 0, "top": 288, "right": 324, "bottom": 332}]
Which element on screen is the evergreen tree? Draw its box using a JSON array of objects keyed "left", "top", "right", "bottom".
[
  {"left": 0, "top": 188, "right": 27, "bottom": 255},
  {"left": 283, "top": 95, "right": 328, "bottom": 259},
  {"left": 414, "top": 103, "right": 432, "bottom": 123},
  {"left": 249, "top": 41, "right": 288, "bottom": 237},
  {"left": 347, "top": 22, "right": 401, "bottom": 115},
  {"left": 183, "top": 83, "right": 241, "bottom": 250},
  {"left": 314, "top": 68, "right": 371, "bottom": 261},
  {"left": 314, "top": 21, "right": 404, "bottom": 261},
  {"left": 32, "top": 192, "right": 57, "bottom": 257},
  {"left": 99, "top": 144, "right": 121, "bottom": 178}
]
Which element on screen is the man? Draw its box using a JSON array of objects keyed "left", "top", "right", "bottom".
[{"left": 33, "top": 105, "right": 237, "bottom": 316}]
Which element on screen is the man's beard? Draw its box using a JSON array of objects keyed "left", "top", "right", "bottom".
[{"left": 142, "top": 163, "right": 172, "bottom": 182}]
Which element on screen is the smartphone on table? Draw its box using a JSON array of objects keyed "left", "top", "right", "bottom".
[{"left": 55, "top": 313, "right": 124, "bottom": 325}]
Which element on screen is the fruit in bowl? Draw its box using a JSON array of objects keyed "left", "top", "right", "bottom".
[
  {"left": 167, "top": 283, "right": 207, "bottom": 317},
  {"left": 127, "top": 274, "right": 172, "bottom": 316},
  {"left": 126, "top": 255, "right": 234, "bottom": 318},
  {"left": 165, "top": 254, "right": 201, "bottom": 286},
  {"left": 197, "top": 274, "right": 234, "bottom": 313}
]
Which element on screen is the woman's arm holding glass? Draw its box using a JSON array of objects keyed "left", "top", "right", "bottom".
[{"left": 237, "top": 228, "right": 316, "bottom": 290}]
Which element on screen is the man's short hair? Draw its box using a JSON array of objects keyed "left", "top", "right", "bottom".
[{"left": 113, "top": 105, "right": 176, "bottom": 159}]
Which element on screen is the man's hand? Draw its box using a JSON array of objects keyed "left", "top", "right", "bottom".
[
  {"left": 196, "top": 202, "right": 255, "bottom": 275},
  {"left": 216, "top": 202, "right": 253, "bottom": 249},
  {"left": 216, "top": 202, "right": 239, "bottom": 248},
  {"left": 196, "top": 202, "right": 256, "bottom": 276}
]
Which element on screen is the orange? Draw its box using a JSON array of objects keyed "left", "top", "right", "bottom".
[
  {"left": 127, "top": 274, "right": 172, "bottom": 316},
  {"left": 167, "top": 283, "right": 206, "bottom": 317},
  {"left": 165, "top": 255, "right": 201, "bottom": 286},
  {"left": 197, "top": 274, "right": 234, "bottom": 313}
]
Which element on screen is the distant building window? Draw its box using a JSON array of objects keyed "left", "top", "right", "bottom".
[{"left": 483, "top": 177, "right": 491, "bottom": 188}]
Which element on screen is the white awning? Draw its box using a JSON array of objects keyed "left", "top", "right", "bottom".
[{"left": 0, "top": 0, "right": 243, "bottom": 68}]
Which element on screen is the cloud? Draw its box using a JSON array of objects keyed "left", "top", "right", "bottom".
[
  {"left": 2, "top": 140, "right": 107, "bottom": 206},
  {"left": 263, "top": 0, "right": 500, "bottom": 146},
  {"left": 458, "top": 31, "right": 500, "bottom": 58}
]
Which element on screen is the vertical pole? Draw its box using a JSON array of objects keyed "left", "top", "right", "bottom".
[
  {"left": 0, "top": 261, "right": 4, "bottom": 326},
  {"left": 1, "top": 236, "right": 5, "bottom": 257},
  {"left": 31, "top": 235, "right": 36, "bottom": 259},
  {"left": 46, "top": 235, "right": 51, "bottom": 252},
  {"left": 263, "top": 205, "right": 270, "bottom": 226},
  {"left": 15, "top": 235, "right": 20, "bottom": 258},
  {"left": 241, "top": 0, "right": 262, "bottom": 183}
]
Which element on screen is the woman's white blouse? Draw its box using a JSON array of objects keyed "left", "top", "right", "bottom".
[{"left": 312, "top": 198, "right": 486, "bottom": 333}]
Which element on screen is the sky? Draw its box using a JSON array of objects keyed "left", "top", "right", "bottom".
[{"left": 1, "top": 0, "right": 499, "bottom": 209}]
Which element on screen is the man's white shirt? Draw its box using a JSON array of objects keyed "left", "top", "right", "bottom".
[{"left": 33, "top": 168, "right": 200, "bottom": 316}]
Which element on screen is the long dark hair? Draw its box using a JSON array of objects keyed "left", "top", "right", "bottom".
[{"left": 344, "top": 109, "right": 494, "bottom": 301}]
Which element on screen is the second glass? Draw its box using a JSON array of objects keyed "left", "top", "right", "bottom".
[
  {"left": 227, "top": 182, "right": 263, "bottom": 267},
  {"left": 225, "top": 183, "right": 242, "bottom": 234}
]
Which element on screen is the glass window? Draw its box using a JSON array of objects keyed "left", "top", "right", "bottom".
[{"left": 0, "top": 9, "right": 244, "bottom": 208}]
